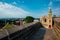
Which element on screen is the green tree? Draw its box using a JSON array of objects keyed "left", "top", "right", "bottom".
[{"left": 25, "top": 16, "right": 34, "bottom": 23}]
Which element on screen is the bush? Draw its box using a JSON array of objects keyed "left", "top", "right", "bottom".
[{"left": 25, "top": 16, "right": 34, "bottom": 23}]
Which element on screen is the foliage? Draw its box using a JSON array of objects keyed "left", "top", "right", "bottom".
[
  {"left": 25, "top": 16, "right": 34, "bottom": 23},
  {"left": 3, "top": 24, "right": 14, "bottom": 29}
]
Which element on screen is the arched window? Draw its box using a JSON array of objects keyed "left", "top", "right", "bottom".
[
  {"left": 49, "top": 25, "right": 51, "bottom": 28},
  {"left": 44, "top": 18, "right": 46, "bottom": 22}
]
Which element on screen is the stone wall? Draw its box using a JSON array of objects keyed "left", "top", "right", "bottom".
[
  {"left": 0, "top": 22, "right": 42, "bottom": 40},
  {"left": 52, "top": 21, "right": 60, "bottom": 40}
]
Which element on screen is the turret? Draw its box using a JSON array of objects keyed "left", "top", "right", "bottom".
[
  {"left": 48, "top": 7, "right": 52, "bottom": 29},
  {"left": 48, "top": 7, "right": 52, "bottom": 18}
]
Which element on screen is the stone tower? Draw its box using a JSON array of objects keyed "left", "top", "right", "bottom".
[
  {"left": 40, "top": 7, "right": 53, "bottom": 29},
  {"left": 48, "top": 8, "right": 52, "bottom": 29}
]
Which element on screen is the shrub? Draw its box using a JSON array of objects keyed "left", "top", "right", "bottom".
[{"left": 25, "top": 16, "right": 34, "bottom": 23}]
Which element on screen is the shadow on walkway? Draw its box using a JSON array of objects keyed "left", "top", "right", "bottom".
[{"left": 28, "top": 28, "right": 46, "bottom": 40}]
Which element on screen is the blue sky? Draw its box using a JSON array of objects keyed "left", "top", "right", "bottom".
[{"left": 0, "top": 0, "right": 60, "bottom": 18}]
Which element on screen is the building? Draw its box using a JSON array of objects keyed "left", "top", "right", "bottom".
[
  {"left": 40, "top": 8, "right": 52, "bottom": 29},
  {"left": 34, "top": 19, "right": 39, "bottom": 22},
  {"left": 19, "top": 19, "right": 24, "bottom": 25}
]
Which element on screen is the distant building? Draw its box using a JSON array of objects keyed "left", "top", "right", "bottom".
[
  {"left": 40, "top": 8, "right": 52, "bottom": 29},
  {"left": 53, "top": 17, "right": 60, "bottom": 22},
  {"left": 16, "top": 19, "right": 24, "bottom": 25},
  {"left": 34, "top": 20, "right": 39, "bottom": 22},
  {"left": 19, "top": 19, "right": 24, "bottom": 25}
]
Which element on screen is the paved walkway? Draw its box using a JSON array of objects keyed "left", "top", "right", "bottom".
[{"left": 28, "top": 28, "right": 57, "bottom": 40}]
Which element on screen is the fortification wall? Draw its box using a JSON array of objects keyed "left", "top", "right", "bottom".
[
  {"left": 0, "top": 22, "right": 42, "bottom": 40},
  {"left": 52, "top": 18, "right": 60, "bottom": 40}
]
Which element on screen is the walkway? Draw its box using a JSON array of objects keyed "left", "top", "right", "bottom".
[{"left": 28, "top": 28, "right": 57, "bottom": 40}]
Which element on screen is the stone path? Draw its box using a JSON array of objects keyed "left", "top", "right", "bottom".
[{"left": 28, "top": 28, "right": 57, "bottom": 40}]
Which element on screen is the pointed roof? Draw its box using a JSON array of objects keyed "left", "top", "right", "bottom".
[{"left": 49, "top": 7, "right": 52, "bottom": 13}]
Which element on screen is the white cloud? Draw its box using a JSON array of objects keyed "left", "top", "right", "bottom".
[
  {"left": 53, "top": 7, "right": 60, "bottom": 16},
  {"left": 48, "top": 1, "right": 52, "bottom": 8},
  {"left": 0, "top": 2, "right": 29, "bottom": 18},
  {"left": 49, "top": 2, "right": 52, "bottom": 6},
  {"left": 12, "top": 1, "right": 17, "bottom": 5},
  {"left": 18, "top": 0, "right": 24, "bottom": 3}
]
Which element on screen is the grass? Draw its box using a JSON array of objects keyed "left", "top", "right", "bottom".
[{"left": 3, "top": 24, "right": 15, "bottom": 30}]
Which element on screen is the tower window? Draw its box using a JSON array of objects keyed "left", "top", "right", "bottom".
[
  {"left": 49, "top": 20, "right": 51, "bottom": 23},
  {"left": 44, "top": 18, "right": 46, "bottom": 22}
]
